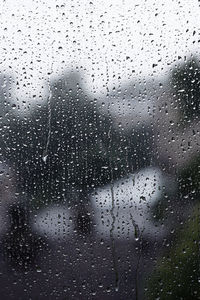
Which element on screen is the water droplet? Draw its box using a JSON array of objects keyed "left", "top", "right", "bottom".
[{"left": 42, "top": 155, "right": 48, "bottom": 163}]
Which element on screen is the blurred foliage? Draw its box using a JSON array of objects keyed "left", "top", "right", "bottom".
[
  {"left": 171, "top": 58, "right": 200, "bottom": 124},
  {"left": 146, "top": 203, "right": 200, "bottom": 300},
  {"left": 178, "top": 155, "right": 200, "bottom": 201},
  {"left": 150, "top": 194, "right": 169, "bottom": 223},
  {"left": 0, "top": 71, "right": 152, "bottom": 206}
]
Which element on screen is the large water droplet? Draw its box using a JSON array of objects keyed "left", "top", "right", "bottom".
[{"left": 42, "top": 155, "right": 48, "bottom": 163}]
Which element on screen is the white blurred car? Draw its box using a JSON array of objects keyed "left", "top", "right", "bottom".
[
  {"left": 90, "top": 167, "right": 170, "bottom": 240},
  {"left": 33, "top": 167, "right": 175, "bottom": 241}
]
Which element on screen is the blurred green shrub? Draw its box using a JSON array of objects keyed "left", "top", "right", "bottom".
[{"left": 146, "top": 203, "right": 200, "bottom": 299}]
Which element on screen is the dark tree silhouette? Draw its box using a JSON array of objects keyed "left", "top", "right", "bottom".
[
  {"left": 171, "top": 57, "right": 200, "bottom": 123},
  {"left": 2, "top": 204, "right": 46, "bottom": 271},
  {"left": 1, "top": 71, "right": 152, "bottom": 209}
]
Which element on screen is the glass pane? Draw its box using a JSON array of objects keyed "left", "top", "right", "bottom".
[{"left": 0, "top": 0, "right": 199, "bottom": 298}]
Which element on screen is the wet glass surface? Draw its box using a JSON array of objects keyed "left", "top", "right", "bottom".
[{"left": 0, "top": 1, "right": 200, "bottom": 299}]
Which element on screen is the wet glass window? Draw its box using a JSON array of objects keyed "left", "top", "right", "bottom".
[{"left": 0, "top": 1, "right": 199, "bottom": 299}]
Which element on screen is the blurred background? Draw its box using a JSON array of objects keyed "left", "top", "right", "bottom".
[{"left": 0, "top": 0, "right": 200, "bottom": 299}]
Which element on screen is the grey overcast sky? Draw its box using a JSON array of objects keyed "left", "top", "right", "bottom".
[{"left": 0, "top": 0, "right": 199, "bottom": 107}]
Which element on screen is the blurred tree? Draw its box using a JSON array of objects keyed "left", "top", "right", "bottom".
[
  {"left": 146, "top": 57, "right": 200, "bottom": 299},
  {"left": 171, "top": 57, "right": 200, "bottom": 123},
  {"left": 0, "top": 71, "right": 152, "bottom": 208},
  {"left": 146, "top": 203, "right": 200, "bottom": 300},
  {"left": 2, "top": 204, "right": 46, "bottom": 271}
]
